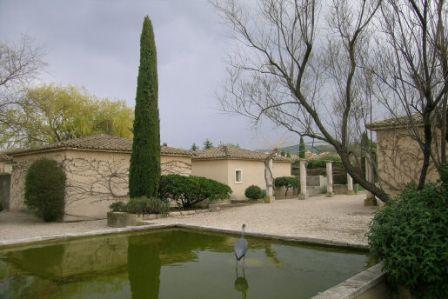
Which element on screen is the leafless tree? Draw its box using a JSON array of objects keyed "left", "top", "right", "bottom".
[
  {"left": 368, "top": 0, "right": 448, "bottom": 189},
  {"left": 0, "top": 36, "right": 45, "bottom": 148},
  {"left": 212, "top": 0, "right": 390, "bottom": 202}
]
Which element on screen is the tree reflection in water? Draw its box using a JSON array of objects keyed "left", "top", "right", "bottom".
[
  {"left": 0, "top": 229, "right": 369, "bottom": 299},
  {"left": 127, "top": 235, "right": 161, "bottom": 299}
]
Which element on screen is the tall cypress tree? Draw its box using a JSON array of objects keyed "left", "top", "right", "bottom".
[
  {"left": 360, "top": 131, "right": 369, "bottom": 179},
  {"left": 129, "top": 16, "right": 160, "bottom": 198},
  {"left": 298, "top": 136, "right": 306, "bottom": 158}
]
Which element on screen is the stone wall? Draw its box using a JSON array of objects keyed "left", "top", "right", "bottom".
[{"left": 376, "top": 128, "right": 442, "bottom": 195}]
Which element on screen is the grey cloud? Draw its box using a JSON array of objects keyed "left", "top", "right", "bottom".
[{"left": 0, "top": 0, "right": 297, "bottom": 149}]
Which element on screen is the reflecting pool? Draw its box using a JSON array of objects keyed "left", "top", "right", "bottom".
[{"left": 0, "top": 229, "right": 369, "bottom": 298}]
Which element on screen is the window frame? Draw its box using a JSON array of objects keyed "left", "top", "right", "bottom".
[{"left": 235, "top": 169, "right": 243, "bottom": 184}]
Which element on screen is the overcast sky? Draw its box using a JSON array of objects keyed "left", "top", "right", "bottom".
[{"left": 0, "top": 0, "right": 297, "bottom": 150}]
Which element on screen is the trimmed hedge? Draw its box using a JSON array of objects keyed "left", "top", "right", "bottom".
[
  {"left": 110, "top": 197, "right": 168, "bottom": 215},
  {"left": 159, "top": 174, "right": 231, "bottom": 208},
  {"left": 25, "top": 159, "right": 66, "bottom": 222},
  {"left": 127, "top": 197, "right": 169, "bottom": 215},
  {"left": 245, "top": 185, "right": 264, "bottom": 200},
  {"left": 110, "top": 201, "right": 127, "bottom": 212},
  {"left": 368, "top": 182, "right": 448, "bottom": 298}
]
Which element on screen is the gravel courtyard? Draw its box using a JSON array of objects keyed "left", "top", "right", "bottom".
[
  {"left": 0, "top": 194, "right": 377, "bottom": 246},
  {"left": 153, "top": 194, "right": 377, "bottom": 246}
]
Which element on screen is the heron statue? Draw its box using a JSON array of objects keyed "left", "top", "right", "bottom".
[
  {"left": 234, "top": 224, "right": 248, "bottom": 262},
  {"left": 234, "top": 224, "right": 249, "bottom": 298}
]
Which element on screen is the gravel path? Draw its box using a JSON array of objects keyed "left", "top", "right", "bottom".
[
  {"left": 0, "top": 211, "right": 107, "bottom": 242},
  {"left": 154, "top": 194, "right": 376, "bottom": 246},
  {"left": 0, "top": 194, "right": 377, "bottom": 246}
]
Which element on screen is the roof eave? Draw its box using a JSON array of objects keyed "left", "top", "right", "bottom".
[{"left": 8, "top": 147, "right": 192, "bottom": 158}]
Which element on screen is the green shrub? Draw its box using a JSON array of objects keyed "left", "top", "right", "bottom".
[
  {"left": 274, "top": 176, "right": 299, "bottom": 197},
  {"left": 244, "top": 185, "right": 263, "bottom": 200},
  {"left": 25, "top": 159, "right": 66, "bottom": 222},
  {"left": 109, "top": 201, "right": 127, "bottom": 212},
  {"left": 306, "top": 157, "right": 342, "bottom": 169},
  {"left": 368, "top": 183, "right": 448, "bottom": 298},
  {"left": 440, "top": 163, "right": 448, "bottom": 186},
  {"left": 159, "top": 174, "right": 231, "bottom": 208},
  {"left": 126, "top": 197, "right": 169, "bottom": 215}
]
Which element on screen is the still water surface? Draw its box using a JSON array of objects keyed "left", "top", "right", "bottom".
[{"left": 0, "top": 229, "right": 369, "bottom": 299}]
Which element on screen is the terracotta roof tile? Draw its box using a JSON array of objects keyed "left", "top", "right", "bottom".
[
  {"left": 6, "top": 135, "right": 191, "bottom": 157},
  {"left": 366, "top": 114, "right": 423, "bottom": 130},
  {"left": 193, "top": 146, "right": 291, "bottom": 162}
]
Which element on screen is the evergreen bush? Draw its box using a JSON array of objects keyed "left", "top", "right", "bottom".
[
  {"left": 126, "top": 197, "right": 169, "bottom": 215},
  {"left": 109, "top": 198, "right": 168, "bottom": 215},
  {"left": 368, "top": 183, "right": 448, "bottom": 298},
  {"left": 129, "top": 16, "right": 160, "bottom": 198},
  {"left": 274, "top": 176, "right": 299, "bottom": 197},
  {"left": 159, "top": 174, "right": 231, "bottom": 208},
  {"left": 25, "top": 159, "right": 66, "bottom": 222},
  {"left": 244, "top": 185, "right": 263, "bottom": 200}
]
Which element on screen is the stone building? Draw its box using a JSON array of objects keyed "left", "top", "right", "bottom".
[
  {"left": 2, "top": 135, "right": 192, "bottom": 220},
  {"left": 192, "top": 145, "right": 292, "bottom": 200},
  {"left": 367, "top": 115, "right": 445, "bottom": 195}
]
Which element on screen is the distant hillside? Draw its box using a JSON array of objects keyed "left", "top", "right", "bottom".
[{"left": 259, "top": 143, "right": 336, "bottom": 154}]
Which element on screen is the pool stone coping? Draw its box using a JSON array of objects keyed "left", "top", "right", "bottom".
[
  {"left": 172, "top": 224, "right": 369, "bottom": 251},
  {"left": 311, "top": 262, "right": 386, "bottom": 299},
  {"left": 0, "top": 222, "right": 368, "bottom": 251}
]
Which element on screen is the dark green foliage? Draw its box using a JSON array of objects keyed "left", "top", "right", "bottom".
[
  {"left": 128, "top": 236, "right": 161, "bottom": 299},
  {"left": 0, "top": 201, "right": 3, "bottom": 212},
  {"left": 129, "top": 16, "right": 161, "bottom": 198},
  {"left": 109, "top": 201, "right": 127, "bottom": 212},
  {"left": 25, "top": 159, "right": 66, "bottom": 222},
  {"left": 299, "top": 136, "right": 306, "bottom": 158},
  {"left": 368, "top": 183, "right": 448, "bottom": 298},
  {"left": 439, "top": 164, "right": 448, "bottom": 186},
  {"left": 109, "top": 198, "right": 168, "bottom": 215},
  {"left": 203, "top": 139, "right": 213, "bottom": 149},
  {"left": 244, "top": 185, "right": 264, "bottom": 200},
  {"left": 158, "top": 174, "right": 231, "bottom": 208},
  {"left": 306, "top": 156, "right": 342, "bottom": 169},
  {"left": 359, "top": 131, "right": 377, "bottom": 180},
  {"left": 126, "top": 197, "right": 169, "bottom": 215},
  {"left": 274, "top": 176, "right": 299, "bottom": 196},
  {"left": 191, "top": 143, "right": 198, "bottom": 151},
  {"left": 360, "top": 131, "right": 368, "bottom": 178}
]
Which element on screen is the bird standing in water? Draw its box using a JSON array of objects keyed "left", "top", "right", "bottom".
[{"left": 234, "top": 224, "right": 248, "bottom": 262}]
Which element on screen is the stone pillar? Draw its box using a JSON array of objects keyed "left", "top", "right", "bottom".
[
  {"left": 346, "top": 173, "right": 354, "bottom": 195},
  {"left": 326, "top": 161, "right": 334, "bottom": 196},
  {"left": 299, "top": 160, "right": 307, "bottom": 200},
  {"left": 265, "top": 158, "right": 275, "bottom": 203},
  {"left": 364, "top": 159, "right": 377, "bottom": 206}
]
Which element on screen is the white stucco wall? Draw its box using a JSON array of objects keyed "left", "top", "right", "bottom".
[
  {"left": 192, "top": 159, "right": 292, "bottom": 200},
  {"left": 8, "top": 149, "right": 192, "bottom": 220}
]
